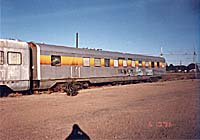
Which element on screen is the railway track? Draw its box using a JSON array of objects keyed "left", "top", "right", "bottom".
[
  {"left": 1, "top": 72, "right": 199, "bottom": 98},
  {"left": 1, "top": 78, "right": 155, "bottom": 97}
]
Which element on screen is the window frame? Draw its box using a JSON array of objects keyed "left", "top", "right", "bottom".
[
  {"left": 123, "top": 60, "right": 127, "bottom": 67},
  {"left": 7, "top": 51, "right": 22, "bottom": 65},
  {"left": 114, "top": 59, "right": 119, "bottom": 67},
  {"left": 131, "top": 60, "right": 135, "bottom": 67},
  {"left": 138, "top": 60, "right": 142, "bottom": 67},
  {"left": 51, "top": 55, "right": 61, "bottom": 66},
  {"left": 0, "top": 51, "right": 4, "bottom": 65},
  {"left": 162, "top": 63, "right": 165, "bottom": 68},
  {"left": 94, "top": 58, "right": 101, "bottom": 67},
  {"left": 83, "top": 57, "right": 90, "bottom": 67},
  {"left": 104, "top": 58, "right": 110, "bottom": 67},
  {"left": 145, "top": 62, "right": 149, "bottom": 68},
  {"left": 157, "top": 62, "right": 160, "bottom": 67},
  {"left": 151, "top": 61, "right": 155, "bottom": 68}
]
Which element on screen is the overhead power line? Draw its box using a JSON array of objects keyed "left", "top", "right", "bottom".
[{"left": 162, "top": 53, "right": 196, "bottom": 56}]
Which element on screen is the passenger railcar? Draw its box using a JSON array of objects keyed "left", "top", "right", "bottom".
[
  {"left": 0, "top": 39, "right": 166, "bottom": 96},
  {"left": 0, "top": 40, "right": 30, "bottom": 95}
]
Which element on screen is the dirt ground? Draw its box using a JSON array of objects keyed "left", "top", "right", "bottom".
[{"left": 0, "top": 79, "right": 200, "bottom": 140}]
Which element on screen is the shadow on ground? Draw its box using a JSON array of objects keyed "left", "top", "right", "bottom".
[{"left": 65, "top": 124, "right": 90, "bottom": 140}]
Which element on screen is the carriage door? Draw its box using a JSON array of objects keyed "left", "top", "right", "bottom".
[
  {"left": 71, "top": 66, "right": 80, "bottom": 78},
  {"left": 28, "top": 42, "right": 41, "bottom": 89}
]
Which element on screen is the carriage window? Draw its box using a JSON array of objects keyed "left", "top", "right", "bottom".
[
  {"left": 162, "top": 63, "right": 165, "bottom": 68},
  {"left": 157, "top": 62, "right": 160, "bottom": 67},
  {"left": 94, "top": 58, "right": 101, "bottom": 67},
  {"left": 138, "top": 60, "right": 142, "bottom": 67},
  {"left": 83, "top": 58, "right": 90, "bottom": 67},
  {"left": 131, "top": 61, "right": 135, "bottom": 67},
  {"left": 0, "top": 51, "right": 3, "bottom": 65},
  {"left": 123, "top": 60, "right": 127, "bottom": 67},
  {"left": 51, "top": 55, "right": 61, "bottom": 66},
  {"left": 114, "top": 60, "right": 118, "bottom": 67},
  {"left": 151, "top": 62, "right": 154, "bottom": 68},
  {"left": 145, "top": 62, "right": 149, "bottom": 68},
  {"left": 105, "top": 59, "right": 110, "bottom": 67},
  {"left": 8, "top": 52, "right": 22, "bottom": 65}
]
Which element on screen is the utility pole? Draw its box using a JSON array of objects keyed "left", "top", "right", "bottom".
[
  {"left": 193, "top": 47, "right": 197, "bottom": 78},
  {"left": 160, "top": 47, "right": 163, "bottom": 57},
  {"left": 76, "top": 32, "right": 79, "bottom": 48}
]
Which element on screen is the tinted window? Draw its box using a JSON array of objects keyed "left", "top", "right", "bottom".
[
  {"left": 105, "top": 59, "right": 110, "bottom": 67},
  {"left": 51, "top": 55, "right": 61, "bottom": 66},
  {"left": 151, "top": 62, "right": 154, "bottom": 68},
  {"left": 139, "top": 60, "right": 142, "bottom": 67},
  {"left": 157, "top": 62, "right": 160, "bottom": 67},
  {"left": 0, "top": 51, "right": 3, "bottom": 65}
]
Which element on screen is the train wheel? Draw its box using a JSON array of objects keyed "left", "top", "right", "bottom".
[
  {"left": 82, "top": 82, "right": 89, "bottom": 89},
  {"left": 0, "top": 90, "right": 3, "bottom": 97},
  {"left": 63, "top": 82, "right": 78, "bottom": 96},
  {"left": 68, "top": 83, "right": 78, "bottom": 96}
]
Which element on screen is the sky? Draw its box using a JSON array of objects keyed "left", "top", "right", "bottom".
[{"left": 0, "top": 0, "right": 200, "bottom": 65}]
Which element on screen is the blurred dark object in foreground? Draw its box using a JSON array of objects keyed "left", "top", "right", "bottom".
[{"left": 65, "top": 124, "right": 90, "bottom": 140}]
